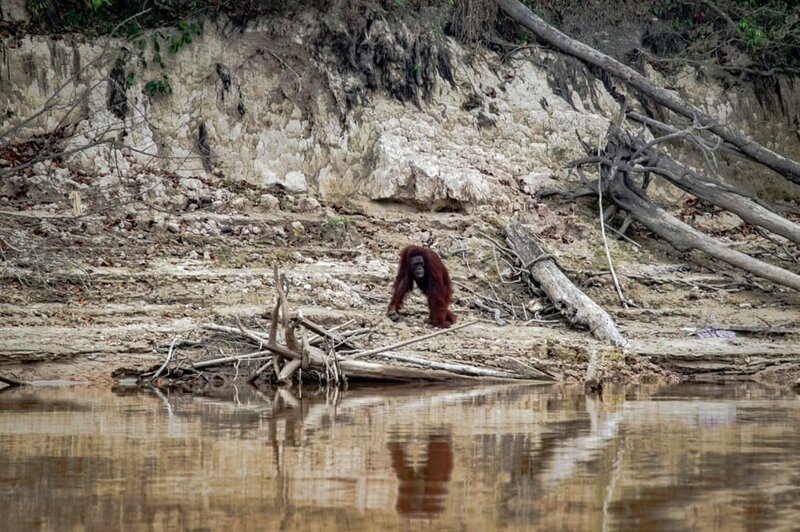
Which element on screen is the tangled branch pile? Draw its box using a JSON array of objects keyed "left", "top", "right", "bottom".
[{"left": 133, "top": 266, "right": 558, "bottom": 389}]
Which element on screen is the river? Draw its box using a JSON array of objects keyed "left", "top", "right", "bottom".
[{"left": 1, "top": 382, "right": 798, "bottom": 531}]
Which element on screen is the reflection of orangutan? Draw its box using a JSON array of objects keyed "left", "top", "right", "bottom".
[
  {"left": 389, "top": 434, "right": 454, "bottom": 516},
  {"left": 387, "top": 245, "right": 456, "bottom": 328}
]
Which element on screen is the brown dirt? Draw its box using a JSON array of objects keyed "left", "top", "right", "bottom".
[{"left": 1, "top": 192, "right": 799, "bottom": 388}]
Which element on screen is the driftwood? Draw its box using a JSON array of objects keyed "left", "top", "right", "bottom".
[
  {"left": 352, "top": 351, "right": 550, "bottom": 380},
  {"left": 0, "top": 375, "right": 26, "bottom": 387},
  {"left": 190, "top": 350, "right": 271, "bottom": 369},
  {"left": 298, "top": 316, "right": 359, "bottom": 351},
  {"left": 150, "top": 338, "right": 178, "bottom": 384},
  {"left": 201, "top": 322, "right": 546, "bottom": 382},
  {"left": 606, "top": 168, "right": 800, "bottom": 291},
  {"left": 608, "top": 129, "right": 800, "bottom": 245},
  {"left": 0, "top": 376, "right": 89, "bottom": 388},
  {"left": 348, "top": 320, "right": 477, "bottom": 360},
  {"left": 135, "top": 262, "right": 560, "bottom": 387},
  {"left": 498, "top": 0, "right": 800, "bottom": 184},
  {"left": 505, "top": 219, "right": 629, "bottom": 348},
  {"left": 584, "top": 349, "right": 602, "bottom": 393}
]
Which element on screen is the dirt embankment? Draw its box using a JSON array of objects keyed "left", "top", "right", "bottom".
[
  {"left": 1, "top": 176, "right": 798, "bottom": 387},
  {"left": 2, "top": 5, "right": 799, "bottom": 389}
]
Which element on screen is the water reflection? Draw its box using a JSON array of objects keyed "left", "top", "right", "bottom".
[
  {"left": 1, "top": 382, "right": 799, "bottom": 531},
  {"left": 389, "top": 433, "right": 453, "bottom": 516}
]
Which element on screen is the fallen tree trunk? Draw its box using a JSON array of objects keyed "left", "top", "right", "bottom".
[
  {"left": 609, "top": 129, "right": 800, "bottom": 245},
  {"left": 371, "top": 351, "right": 554, "bottom": 380},
  {"left": 506, "top": 219, "right": 629, "bottom": 347},
  {"left": 0, "top": 375, "right": 26, "bottom": 387},
  {"left": 498, "top": 0, "right": 800, "bottom": 184},
  {"left": 607, "top": 173, "right": 800, "bottom": 291}
]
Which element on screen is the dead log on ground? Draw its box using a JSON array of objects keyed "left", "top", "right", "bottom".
[
  {"left": 505, "top": 219, "right": 629, "bottom": 348},
  {"left": 0, "top": 375, "right": 26, "bottom": 387},
  {"left": 606, "top": 177, "right": 800, "bottom": 291}
]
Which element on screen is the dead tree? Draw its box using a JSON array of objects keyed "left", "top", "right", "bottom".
[
  {"left": 497, "top": 0, "right": 800, "bottom": 184},
  {"left": 560, "top": 126, "right": 800, "bottom": 292}
]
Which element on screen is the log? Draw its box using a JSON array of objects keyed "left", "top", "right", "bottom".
[
  {"left": 203, "top": 323, "right": 487, "bottom": 382},
  {"left": 349, "top": 320, "right": 477, "bottom": 360},
  {"left": 607, "top": 175, "right": 800, "bottom": 291},
  {"left": 610, "top": 129, "right": 800, "bottom": 245},
  {"left": 0, "top": 375, "right": 26, "bottom": 387},
  {"left": 505, "top": 220, "right": 629, "bottom": 347},
  {"left": 498, "top": 0, "right": 800, "bottom": 184},
  {"left": 278, "top": 360, "right": 303, "bottom": 382},
  {"left": 294, "top": 315, "right": 358, "bottom": 351},
  {"left": 373, "top": 351, "right": 556, "bottom": 380},
  {"left": 192, "top": 350, "right": 271, "bottom": 369}
]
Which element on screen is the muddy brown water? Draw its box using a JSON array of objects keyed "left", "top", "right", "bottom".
[{"left": 1, "top": 382, "right": 798, "bottom": 531}]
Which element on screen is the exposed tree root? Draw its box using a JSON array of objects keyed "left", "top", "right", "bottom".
[
  {"left": 553, "top": 124, "right": 800, "bottom": 292},
  {"left": 606, "top": 128, "right": 800, "bottom": 245}
]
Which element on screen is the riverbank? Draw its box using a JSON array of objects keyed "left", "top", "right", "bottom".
[{"left": 2, "top": 194, "right": 798, "bottom": 388}]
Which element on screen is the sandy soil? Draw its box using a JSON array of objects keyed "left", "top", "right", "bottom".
[{"left": 1, "top": 193, "right": 799, "bottom": 388}]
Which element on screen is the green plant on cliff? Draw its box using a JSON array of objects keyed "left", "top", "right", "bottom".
[
  {"left": 143, "top": 77, "right": 173, "bottom": 96},
  {"left": 644, "top": 0, "right": 800, "bottom": 75},
  {"left": 128, "top": 20, "right": 202, "bottom": 98}
]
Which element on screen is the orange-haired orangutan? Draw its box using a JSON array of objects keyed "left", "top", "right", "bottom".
[{"left": 387, "top": 245, "right": 456, "bottom": 328}]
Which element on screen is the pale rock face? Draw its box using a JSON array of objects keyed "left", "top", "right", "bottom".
[
  {"left": 1, "top": 1, "right": 28, "bottom": 21},
  {"left": 364, "top": 131, "right": 497, "bottom": 210},
  {"left": 2, "top": 12, "right": 798, "bottom": 211},
  {"left": 284, "top": 171, "right": 309, "bottom": 193}
]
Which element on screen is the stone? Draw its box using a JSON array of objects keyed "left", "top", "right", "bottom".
[
  {"left": 259, "top": 193, "right": 280, "bottom": 210},
  {"left": 296, "top": 196, "right": 321, "bottom": 212}
]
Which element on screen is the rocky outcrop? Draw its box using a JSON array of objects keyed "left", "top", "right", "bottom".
[{"left": 1, "top": 7, "right": 797, "bottom": 212}]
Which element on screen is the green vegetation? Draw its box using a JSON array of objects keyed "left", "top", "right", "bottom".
[
  {"left": 143, "top": 77, "right": 173, "bottom": 96},
  {"left": 646, "top": 0, "right": 800, "bottom": 75},
  {"left": 737, "top": 17, "right": 765, "bottom": 49},
  {"left": 514, "top": 0, "right": 800, "bottom": 76},
  {"left": 323, "top": 215, "right": 351, "bottom": 227},
  {"left": 130, "top": 20, "right": 201, "bottom": 98},
  {"left": 20, "top": 0, "right": 800, "bottom": 78}
]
